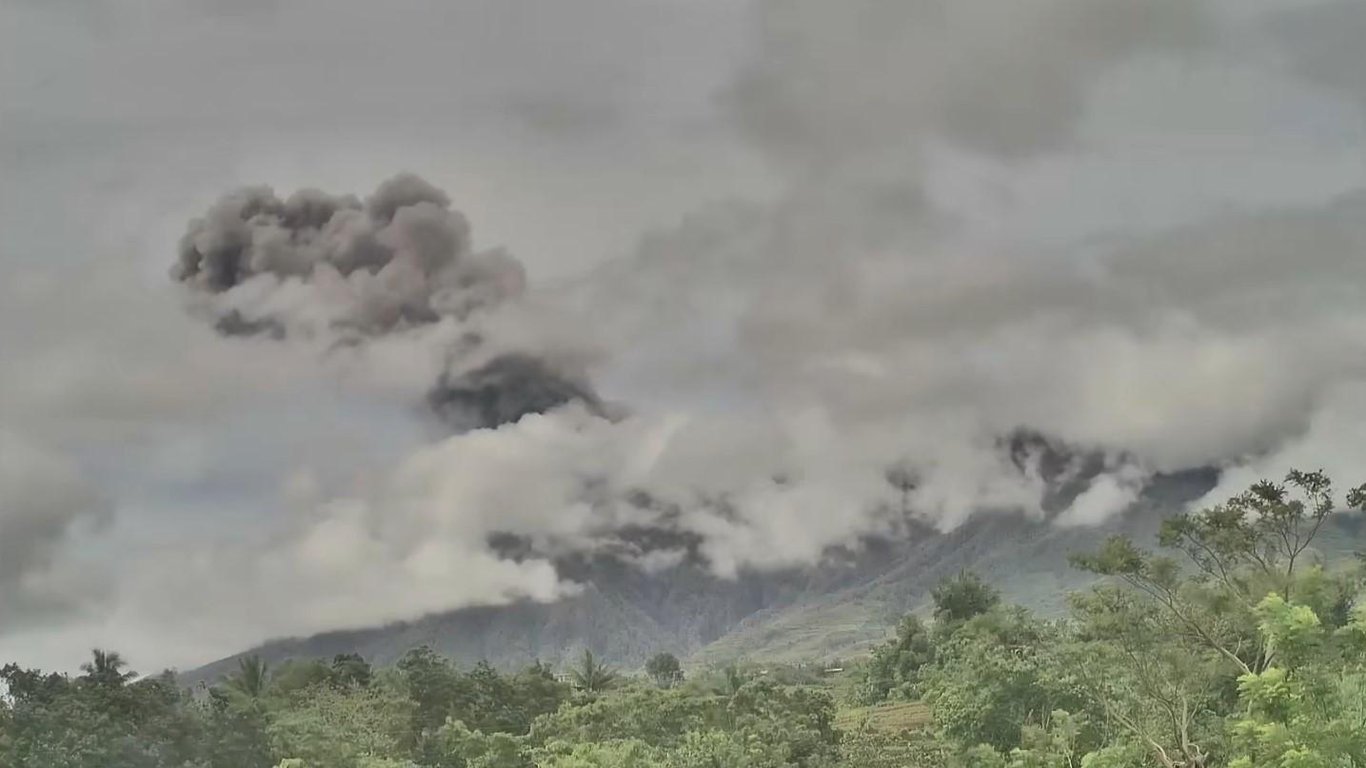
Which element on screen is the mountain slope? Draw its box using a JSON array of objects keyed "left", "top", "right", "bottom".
[
  {"left": 186, "top": 468, "right": 1306, "bottom": 684},
  {"left": 184, "top": 466, "right": 1366, "bottom": 685}
]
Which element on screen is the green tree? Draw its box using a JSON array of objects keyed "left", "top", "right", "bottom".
[
  {"left": 459, "top": 661, "right": 525, "bottom": 735},
  {"left": 200, "top": 687, "right": 276, "bottom": 768},
  {"left": 0, "top": 655, "right": 205, "bottom": 768},
  {"left": 1067, "top": 470, "right": 1366, "bottom": 768},
  {"left": 667, "top": 728, "right": 786, "bottom": 768},
  {"left": 432, "top": 719, "right": 530, "bottom": 768},
  {"left": 79, "top": 648, "right": 136, "bottom": 689},
  {"left": 397, "top": 646, "right": 464, "bottom": 735},
  {"left": 645, "top": 653, "right": 682, "bottom": 689},
  {"left": 508, "top": 660, "right": 570, "bottom": 726},
  {"left": 933, "top": 571, "right": 1001, "bottom": 624},
  {"left": 719, "top": 665, "right": 747, "bottom": 698},
  {"left": 531, "top": 738, "right": 664, "bottom": 768},
  {"left": 570, "top": 651, "right": 617, "bottom": 695},
  {"left": 1066, "top": 584, "right": 1225, "bottom": 768},
  {"left": 268, "top": 679, "right": 417, "bottom": 768},
  {"left": 921, "top": 608, "right": 1090, "bottom": 753},
  {"left": 531, "top": 687, "right": 712, "bottom": 750},
  {"left": 1227, "top": 595, "right": 1366, "bottom": 768},
  {"left": 332, "top": 653, "right": 375, "bottom": 689},
  {"left": 1157, "top": 470, "right": 1341, "bottom": 606},
  {"left": 725, "top": 679, "right": 839, "bottom": 766},
  {"left": 270, "top": 658, "right": 336, "bottom": 695},
  {"left": 861, "top": 613, "right": 935, "bottom": 703},
  {"left": 226, "top": 654, "right": 272, "bottom": 700}
]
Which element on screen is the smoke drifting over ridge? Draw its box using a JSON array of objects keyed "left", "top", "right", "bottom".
[
  {"left": 521, "top": 0, "right": 1366, "bottom": 547},
  {"left": 159, "top": 0, "right": 1366, "bottom": 607},
  {"left": 7, "top": 0, "right": 1366, "bottom": 673}
]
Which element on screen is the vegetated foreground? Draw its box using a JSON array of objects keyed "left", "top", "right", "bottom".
[{"left": 2, "top": 471, "right": 1364, "bottom": 767}]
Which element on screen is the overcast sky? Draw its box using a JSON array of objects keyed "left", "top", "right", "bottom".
[{"left": 3, "top": 0, "right": 1366, "bottom": 674}]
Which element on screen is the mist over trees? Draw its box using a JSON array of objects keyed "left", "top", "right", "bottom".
[
  {"left": 858, "top": 470, "right": 1366, "bottom": 767},
  {"left": 1, "top": 471, "right": 1363, "bottom": 767}
]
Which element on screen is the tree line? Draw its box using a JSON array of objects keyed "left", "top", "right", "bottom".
[
  {"left": 857, "top": 470, "right": 1366, "bottom": 767},
  {"left": 1, "top": 470, "right": 1363, "bottom": 767}
]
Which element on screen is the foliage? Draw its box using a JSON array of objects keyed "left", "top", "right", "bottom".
[
  {"left": 0, "top": 651, "right": 206, "bottom": 768},
  {"left": 856, "top": 469, "right": 1366, "bottom": 767},
  {"left": 332, "top": 653, "right": 375, "bottom": 689},
  {"left": 921, "top": 608, "right": 1092, "bottom": 753},
  {"left": 933, "top": 570, "right": 1002, "bottom": 624},
  {"left": 226, "top": 655, "right": 272, "bottom": 700},
  {"left": 859, "top": 614, "right": 935, "bottom": 703},
  {"left": 266, "top": 678, "right": 417, "bottom": 767},
  {"left": 2, "top": 469, "right": 1363, "bottom": 768},
  {"left": 531, "top": 686, "right": 713, "bottom": 749},
  {"left": 1225, "top": 595, "right": 1366, "bottom": 768},
  {"left": 645, "top": 653, "right": 682, "bottom": 689},
  {"left": 569, "top": 651, "right": 617, "bottom": 695}
]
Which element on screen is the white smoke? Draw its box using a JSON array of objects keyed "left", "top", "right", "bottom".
[
  {"left": 0, "top": 433, "right": 110, "bottom": 624},
  {"left": 157, "top": 0, "right": 1366, "bottom": 621},
  {"left": 5, "top": 0, "right": 1366, "bottom": 673}
]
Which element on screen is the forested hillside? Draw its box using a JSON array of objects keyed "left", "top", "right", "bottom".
[{"left": 4, "top": 470, "right": 1363, "bottom": 767}]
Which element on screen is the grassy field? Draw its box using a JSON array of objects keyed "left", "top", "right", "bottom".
[{"left": 835, "top": 700, "right": 933, "bottom": 733}]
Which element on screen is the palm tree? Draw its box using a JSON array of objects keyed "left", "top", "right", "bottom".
[
  {"left": 225, "top": 654, "right": 271, "bottom": 699},
  {"left": 569, "top": 650, "right": 617, "bottom": 693},
  {"left": 80, "top": 648, "right": 136, "bottom": 688}
]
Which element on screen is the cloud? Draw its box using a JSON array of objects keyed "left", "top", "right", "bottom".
[
  {"left": 725, "top": 0, "right": 1209, "bottom": 168},
  {"left": 1201, "top": 381, "right": 1366, "bottom": 511},
  {"left": 0, "top": 0, "right": 758, "bottom": 671},
  {"left": 0, "top": 264, "right": 332, "bottom": 442},
  {"left": 0, "top": 260, "right": 595, "bottom": 666},
  {"left": 541, "top": 0, "right": 1366, "bottom": 546},
  {"left": 173, "top": 174, "right": 525, "bottom": 336},
  {"left": 5, "top": 0, "right": 1366, "bottom": 674},
  {"left": 1054, "top": 467, "right": 1146, "bottom": 528},
  {"left": 0, "top": 433, "right": 109, "bottom": 623},
  {"left": 153, "top": 0, "right": 1366, "bottom": 633},
  {"left": 170, "top": 174, "right": 609, "bottom": 438},
  {"left": 1270, "top": 1, "right": 1366, "bottom": 111}
]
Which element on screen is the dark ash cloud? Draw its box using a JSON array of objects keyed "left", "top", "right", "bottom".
[
  {"left": 428, "top": 354, "right": 606, "bottom": 433},
  {"left": 173, "top": 173, "right": 525, "bottom": 336},
  {"left": 174, "top": 173, "right": 605, "bottom": 433}
]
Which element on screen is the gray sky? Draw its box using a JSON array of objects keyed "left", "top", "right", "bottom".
[{"left": 2, "top": 0, "right": 1366, "bottom": 673}]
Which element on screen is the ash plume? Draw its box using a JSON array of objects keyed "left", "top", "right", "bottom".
[
  {"left": 174, "top": 174, "right": 603, "bottom": 432},
  {"left": 428, "top": 354, "right": 606, "bottom": 433},
  {"left": 13, "top": 0, "right": 1348, "bottom": 675},
  {"left": 173, "top": 173, "right": 526, "bottom": 336}
]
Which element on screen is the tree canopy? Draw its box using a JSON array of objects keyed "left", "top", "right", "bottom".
[{"left": 2, "top": 469, "right": 1363, "bottom": 767}]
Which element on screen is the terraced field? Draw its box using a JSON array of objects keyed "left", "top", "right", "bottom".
[{"left": 835, "top": 700, "right": 933, "bottom": 733}]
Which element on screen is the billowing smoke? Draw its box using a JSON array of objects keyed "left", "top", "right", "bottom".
[
  {"left": 174, "top": 173, "right": 525, "bottom": 335},
  {"left": 10, "top": 0, "right": 1366, "bottom": 673},
  {"left": 428, "top": 354, "right": 605, "bottom": 433},
  {"left": 173, "top": 174, "right": 602, "bottom": 432},
  {"left": 139, "top": 0, "right": 1365, "bottom": 646},
  {"left": 163, "top": 0, "right": 1269, "bottom": 586},
  {"left": 536, "top": 0, "right": 1366, "bottom": 546},
  {"left": 0, "top": 433, "right": 109, "bottom": 623},
  {"left": 726, "top": 0, "right": 1209, "bottom": 166}
]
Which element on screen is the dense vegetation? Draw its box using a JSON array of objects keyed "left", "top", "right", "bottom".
[{"left": 2, "top": 471, "right": 1363, "bottom": 767}]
